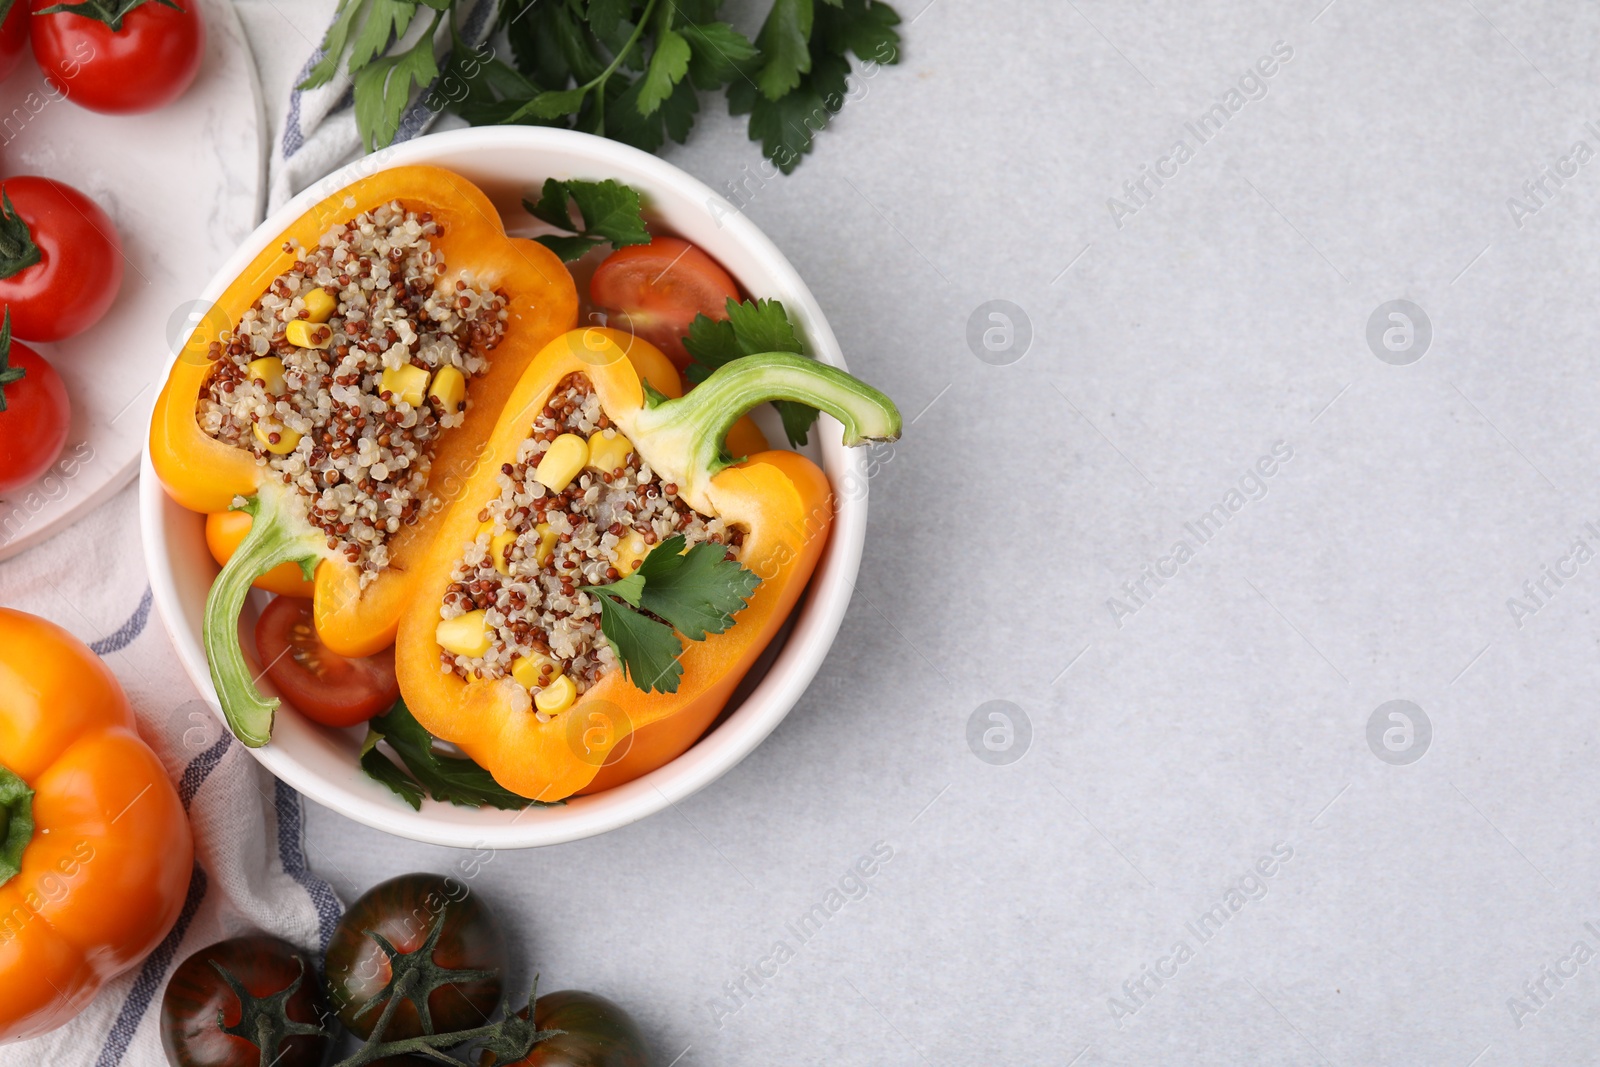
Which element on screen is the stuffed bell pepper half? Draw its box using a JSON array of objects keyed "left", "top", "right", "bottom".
[
  {"left": 149, "top": 165, "right": 579, "bottom": 746},
  {"left": 394, "top": 327, "right": 901, "bottom": 801}
]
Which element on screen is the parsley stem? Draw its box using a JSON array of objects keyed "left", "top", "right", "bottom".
[{"left": 583, "top": 0, "right": 659, "bottom": 129}]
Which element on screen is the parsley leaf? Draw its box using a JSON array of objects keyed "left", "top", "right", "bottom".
[
  {"left": 681, "top": 21, "right": 759, "bottom": 89},
  {"left": 351, "top": 14, "right": 443, "bottom": 152},
  {"left": 586, "top": 0, "right": 634, "bottom": 44},
  {"left": 583, "top": 535, "right": 760, "bottom": 693},
  {"left": 523, "top": 178, "right": 652, "bottom": 262},
  {"left": 637, "top": 26, "right": 691, "bottom": 115},
  {"left": 634, "top": 535, "right": 761, "bottom": 640},
  {"left": 753, "top": 0, "right": 815, "bottom": 99},
  {"left": 590, "top": 591, "right": 685, "bottom": 692},
  {"left": 348, "top": 0, "right": 418, "bottom": 72},
  {"left": 683, "top": 297, "right": 820, "bottom": 447},
  {"left": 362, "top": 699, "right": 560, "bottom": 810},
  {"left": 360, "top": 741, "right": 424, "bottom": 809}
]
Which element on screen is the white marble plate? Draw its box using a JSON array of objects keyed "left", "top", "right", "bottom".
[{"left": 0, "top": 0, "right": 263, "bottom": 559}]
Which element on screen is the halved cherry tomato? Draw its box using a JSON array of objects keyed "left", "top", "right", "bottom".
[
  {"left": 589, "top": 236, "right": 739, "bottom": 369},
  {"left": 206, "top": 511, "right": 316, "bottom": 598},
  {"left": 0, "top": 330, "right": 68, "bottom": 495},
  {"left": 253, "top": 596, "right": 398, "bottom": 728},
  {"left": 0, "top": 0, "right": 31, "bottom": 83},
  {"left": 0, "top": 176, "right": 123, "bottom": 343},
  {"left": 31, "top": 0, "right": 204, "bottom": 114}
]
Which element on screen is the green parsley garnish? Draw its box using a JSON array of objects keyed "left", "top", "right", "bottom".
[
  {"left": 522, "top": 177, "right": 652, "bottom": 262},
  {"left": 684, "top": 297, "right": 819, "bottom": 447},
  {"left": 583, "top": 534, "right": 760, "bottom": 694},
  {"left": 361, "top": 699, "right": 562, "bottom": 810},
  {"left": 302, "top": 0, "right": 903, "bottom": 173}
]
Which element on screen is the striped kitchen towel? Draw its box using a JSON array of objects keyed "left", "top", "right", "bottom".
[{"left": 0, "top": 483, "right": 342, "bottom": 1067}]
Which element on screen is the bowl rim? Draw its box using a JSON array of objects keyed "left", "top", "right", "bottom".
[{"left": 138, "top": 125, "right": 868, "bottom": 848}]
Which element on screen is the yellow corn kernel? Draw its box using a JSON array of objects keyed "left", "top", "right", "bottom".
[
  {"left": 490, "top": 530, "right": 517, "bottom": 575},
  {"left": 511, "top": 653, "right": 557, "bottom": 690},
  {"left": 534, "top": 673, "right": 577, "bottom": 715},
  {"left": 614, "top": 530, "right": 649, "bottom": 577},
  {"left": 246, "top": 356, "right": 287, "bottom": 396},
  {"left": 381, "top": 364, "right": 429, "bottom": 407},
  {"left": 284, "top": 319, "right": 333, "bottom": 349},
  {"left": 535, "top": 433, "right": 588, "bottom": 492},
  {"left": 533, "top": 523, "right": 557, "bottom": 567},
  {"left": 252, "top": 421, "right": 301, "bottom": 454},
  {"left": 586, "top": 430, "right": 632, "bottom": 473},
  {"left": 436, "top": 610, "right": 492, "bottom": 658},
  {"left": 428, "top": 365, "right": 467, "bottom": 415},
  {"left": 302, "top": 287, "right": 337, "bottom": 323}
]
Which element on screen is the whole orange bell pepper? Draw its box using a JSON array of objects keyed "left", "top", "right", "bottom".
[
  {"left": 0, "top": 609, "right": 193, "bottom": 1043},
  {"left": 148, "top": 164, "right": 578, "bottom": 747},
  {"left": 395, "top": 328, "right": 900, "bottom": 800}
]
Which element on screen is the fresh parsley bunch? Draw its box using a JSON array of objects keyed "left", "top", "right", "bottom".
[{"left": 305, "top": 0, "right": 902, "bottom": 170}]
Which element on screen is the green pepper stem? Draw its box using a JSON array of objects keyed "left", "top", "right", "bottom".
[
  {"left": 203, "top": 483, "right": 325, "bottom": 748},
  {"left": 628, "top": 352, "right": 902, "bottom": 512},
  {"left": 0, "top": 761, "right": 34, "bottom": 889}
]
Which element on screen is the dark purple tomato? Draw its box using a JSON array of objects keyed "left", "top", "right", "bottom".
[
  {"left": 489, "top": 990, "right": 649, "bottom": 1067},
  {"left": 323, "top": 872, "right": 505, "bottom": 1040},
  {"left": 160, "top": 935, "right": 331, "bottom": 1067}
]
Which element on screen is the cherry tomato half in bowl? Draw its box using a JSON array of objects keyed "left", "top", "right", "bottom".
[
  {"left": 253, "top": 595, "right": 398, "bottom": 728},
  {"left": 0, "top": 176, "right": 123, "bottom": 343},
  {"left": 589, "top": 236, "right": 739, "bottom": 370},
  {"left": 31, "top": 0, "right": 204, "bottom": 114},
  {"left": 0, "top": 323, "right": 69, "bottom": 496}
]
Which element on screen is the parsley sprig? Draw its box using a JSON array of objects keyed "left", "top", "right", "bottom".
[
  {"left": 684, "top": 297, "right": 819, "bottom": 447},
  {"left": 306, "top": 0, "right": 902, "bottom": 173},
  {"left": 523, "top": 178, "right": 651, "bottom": 262},
  {"left": 583, "top": 534, "right": 760, "bottom": 693},
  {"left": 361, "top": 699, "right": 562, "bottom": 810}
]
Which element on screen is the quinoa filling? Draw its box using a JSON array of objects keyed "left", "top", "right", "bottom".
[
  {"left": 440, "top": 374, "right": 744, "bottom": 701},
  {"left": 197, "top": 199, "right": 509, "bottom": 583}
]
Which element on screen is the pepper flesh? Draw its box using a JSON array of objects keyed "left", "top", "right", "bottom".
[
  {"left": 395, "top": 329, "right": 900, "bottom": 800},
  {"left": 0, "top": 609, "right": 193, "bottom": 1042},
  {"left": 149, "top": 165, "right": 579, "bottom": 744}
]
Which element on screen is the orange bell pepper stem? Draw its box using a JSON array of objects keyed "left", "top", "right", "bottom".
[{"left": 395, "top": 331, "right": 900, "bottom": 801}]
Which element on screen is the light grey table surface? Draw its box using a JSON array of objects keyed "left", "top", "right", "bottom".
[{"left": 283, "top": 2, "right": 1600, "bottom": 1064}]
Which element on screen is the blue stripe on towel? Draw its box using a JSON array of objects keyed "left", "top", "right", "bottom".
[
  {"left": 274, "top": 779, "right": 344, "bottom": 949},
  {"left": 90, "top": 588, "right": 151, "bottom": 656}
]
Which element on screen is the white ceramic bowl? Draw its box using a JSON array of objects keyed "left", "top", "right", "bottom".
[{"left": 140, "top": 127, "right": 867, "bottom": 848}]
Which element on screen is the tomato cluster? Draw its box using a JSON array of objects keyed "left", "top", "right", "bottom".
[
  {"left": 161, "top": 873, "right": 649, "bottom": 1067},
  {"left": 0, "top": 0, "right": 203, "bottom": 494}
]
